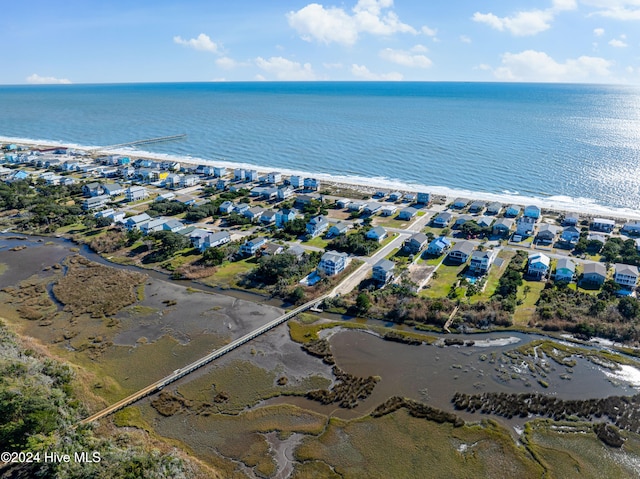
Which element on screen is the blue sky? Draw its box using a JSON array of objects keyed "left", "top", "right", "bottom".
[{"left": 2, "top": 0, "right": 640, "bottom": 84}]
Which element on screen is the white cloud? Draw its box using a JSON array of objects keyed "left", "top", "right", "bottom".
[
  {"left": 609, "top": 38, "right": 628, "bottom": 47},
  {"left": 323, "top": 62, "right": 344, "bottom": 69},
  {"left": 216, "top": 57, "right": 241, "bottom": 69},
  {"left": 460, "top": 35, "right": 472, "bottom": 43},
  {"left": 26, "top": 74, "right": 71, "bottom": 84},
  {"left": 255, "top": 56, "right": 317, "bottom": 80},
  {"left": 351, "top": 64, "right": 403, "bottom": 80},
  {"left": 492, "top": 50, "right": 613, "bottom": 82},
  {"left": 473, "top": 0, "right": 577, "bottom": 36},
  {"left": 379, "top": 48, "right": 432, "bottom": 68},
  {"left": 410, "top": 44, "right": 428, "bottom": 53},
  {"left": 173, "top": 33, "right": 219, "bottom": 53},
  {"left": 287, "top": 0, "right": 418, "bottom": 45},
  {"left": 594, "top": 27, "right": 605, "bottom": 36},
  {"left": 582, "top": 1, "right": 640, "bottom": 20},
  {"left": 421, "top": 25, "right": 437, "bottom": 39}
]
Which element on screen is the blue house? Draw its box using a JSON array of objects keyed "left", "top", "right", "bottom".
[
  {"left": 366, "top": 226, "right": 387, "bottom": 242},
  {"left": 398, "top": 207, "right": 417, "bottom": 220},
  {"left": 426, "top": 236, "right": 451, "bottom": 256},
  {"left": 505, "top": 205, "right": 521, "bottom": 217},
  {"left": 524, "top": 205, "right": 541, "bottom": 219},
  {"left": 416, "top": 192, "right": 431, "bottom": 205},
  {"left": 276, "top": 208, "right": 297, "bottom": 228}
]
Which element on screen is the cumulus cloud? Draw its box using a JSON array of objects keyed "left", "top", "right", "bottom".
[
  {"left": 492, "top": 50, "right": 612, "bottom": 82},
  {"left": 609, "top": 38, "right": 628, "bottom": 47},
  {"left": 216, "top": 57, "right": 244, "bottom": 69},
  {"left": 473, "top": 0, "right": 576, "bottom": 36},
  {"left": 594, "top": 27, "right": 605, "bottom": 36},
  {"left": 351, "top": 64, "right": 403, "bottom": 80},
  {"left": 255, "top": 56, "right": 317, "bottom": 80},
  {"left": 287, "top": 0, "right": 419, "bottom": 45},
  {"left": 379, "top": 48, "right": 432, "bottom": 68},
  {"left": 26, "top": 74, "right": 71, "bottom": 84},
  {"left": 582, "top": 1, "right": 640, "bottom": 20},
  {"left": 173, "top": 33, "right": 219, "bottom": 53}
]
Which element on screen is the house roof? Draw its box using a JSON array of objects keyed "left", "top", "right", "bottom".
[
  {"left": 593, "top": 218, "right": 615, "bottom": 225},
  {"left": 400, "top": 206, "right": 417, "bottom": 215},
  {"left": 583, "top": 262, "right": 606, "bottom": 276},
  {"left": 615, "top": 263, "right": 639, "bottom": 277},
  {"left": 528, "top": 253, "right": 550, "bottom": 267},
  {"left": 127, "top": 213, "right": 151, "bottom": 224},
  {"left": 434, "top": 212, "right": 453, "bottom": 222},
  {"left": 373, "top": 258, "right": 395, "bottom": 272},
  {"left": 429, "top": 237, "right": 451, "bottom": 249},
  {"left": 494, "top": 218, "right": 514, "bottom": 228},
  {"left": 556, "top": 258, "right": 575, "bottom": 272},
  {"left": 321, "top": 250, "right": 348, "bottom": 263},
  {"left": 286, "top": 245, "right": 306, "bottom": 257},
  {"left": 451, "top": 241, "right": 475, "bottom": 255},
  {"left": 471, "top": 249, "right": 495, "bottom": 260},
  {"left": 368, "top": 226, "right": 386, "bottom": 237},
  {"left": 409, "top": 232, "right": 429, "bottom": 245}
]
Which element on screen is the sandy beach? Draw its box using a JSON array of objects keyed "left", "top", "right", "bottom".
[{"left": 4, "top": 136, "right": 640, "bottom": 221}]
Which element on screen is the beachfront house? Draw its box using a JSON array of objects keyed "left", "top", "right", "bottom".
[
  {"left": 563, "top": 213, "right": 579, "bottom": 226},
  {"left": 486, "top": 202, "right": 502, "bottom": 215},
  {"left": 195, "top": 165, "right": 215, "bottom": 176},
  {"left": 372, "top": 259, "right": 395, "bottom": 286},
  {"left": 389, "top": 191, "right": 403, "bottom": 202},
  {"left": 432, "top": 212, "right": 453, "bottom": 228},
  {"left": 469, "top": 249, "right": 497, "bottom": 275},
  {"left": 591, "top": 218, "right": 615, "bottom": 233},
  {"left": 622, "top": 222, "right": 640, "bottom": 235},
  {"left": 318, "top": 251, "right": 349, "bottom": 276},
  {"left": 614, "top": 263, "right": 639, "bottom": 290},
  {"left": 554, "top": 258, "right": 576, "bottom": 283},
  {"left": 82, "top": 195, "right": 110, "bottom": 211},
  {"left": 524, "top": 205, "right": 541, "bottom": 219},
  {"left": 452, "top": 198, "right": 468, "bottom": 209},
  {"left": 581, "top": 262, "right": 607, "bottom": 287},
  {"left": 426, "top": 236, "right": 451, "bottom": 256},
  {"left": 304, "top": 178, "right": 321, "bottom": 191},
  {"left": 398, "top": 207, "right": 417, "bottom": 221},
  {"left": 469, "top": 201, "right": 486, "bottom": 213},
  {"left": 213, "top": 167, "right": 227, "bottom": 177},
  {"left": 516, "top": 216, "right": 536, "bottom": 237},
  {"left": 366, "top": 226, "right": 387, "bottom": 242},
  {"left": 327, "top": 222, "right": 349, "bottom": 238},
  {"left": 240, "top": 237, "right": 268, "bottom": 256},
  {"left": 403, "top": 233, "right": 430, "bottom": 255},
  {"left": 306, "top": 215, "right": 329, "bottom": 238},
  {"left": 447, "top": 241, "right": 475, "bottom": 264},
  {"left": 536, "top": 224, "right": 560, "bottom": 243},
  {"left": 289, "top": 175, "right": 303, "bottom": 188},
  {"left": 266, "top": 172, "right": 282, "bottom": 184},
  {"left": 416, "top": 192, "right": 431, "bottom": 205},
  {"left": 527, "top": 253, "right": 550, "bottom": 280},
  {"left": 234, "top": 169, "right": 246, "bottom": 181},
  {"left": 275, "top": 208, "right": 297, "bottom": 228},
  {"left": 505, "top": 205, "right": 521, "bottom": 217},
  {"left": 125, "top": 186, "right": 148, "bottom": 202}
]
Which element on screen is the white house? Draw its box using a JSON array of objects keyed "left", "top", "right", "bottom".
[
  {"left": 447, "top": 241, "right": 475, "bottom": 263},
  {"left": 125, "top": 186, "right": 148, "bottom": 202},
  {"left": 469, "top": 249, "right": 497, "bottom": 275},
  {"left": 318, "top": 251, "right": 348, "bottom": 276},
  {"left": 614, "top": 263, "right": 639, "bottom": 289},
  {"left": 591, "top": 218, "right": 615, "bottom": 233}
]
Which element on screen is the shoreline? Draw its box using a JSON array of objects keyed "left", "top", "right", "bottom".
[{"left": 3, "top": 135, "right": 640, "bottom": 221}]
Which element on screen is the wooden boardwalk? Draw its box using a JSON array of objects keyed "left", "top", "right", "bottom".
[{"left": 80, "top": 294, "right": 329, "bottom": 424}]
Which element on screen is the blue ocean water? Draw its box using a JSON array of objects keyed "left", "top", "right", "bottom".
[{"left": 1, "top": 82, "right": 640, "bottom": 212}]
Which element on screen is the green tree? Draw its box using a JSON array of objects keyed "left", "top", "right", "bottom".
[
  {"left": 355, "top": 293, "right": 371, "bottom": 313},
  {"left": 618, "top": 297, "right": 639, "bottom": 320}
]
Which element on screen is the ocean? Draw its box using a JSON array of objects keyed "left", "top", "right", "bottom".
[{"left": 1, "top": 81, "right": 640, "bottom": 215}]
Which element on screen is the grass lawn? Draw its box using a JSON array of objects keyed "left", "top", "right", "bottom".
[
  {"left": 385, "top": 247, "right": 400, "bottom": 260},
  {"left": 201, "top": 257, "right": 258, "bottom": 288},
  {"left": 420, "top": 262, "right": 465, "bottom": 298},
  {"left": 513, "top": 280, "right": 546, "bottom": 326},
  {"left": 469, "top": 250, "right": 515, "bottom": 302},
  {"left": 380, "top": 233, "right": 397, "bottom": 247},
  {"left": 302, "top": 236, "right": 329, "bottom": 249},
  {"left": 373, "top": 216, "right": 410, "bottom": 229},
  {"left": 417, "top": 255, "right": 443, "bottom": 266}
]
